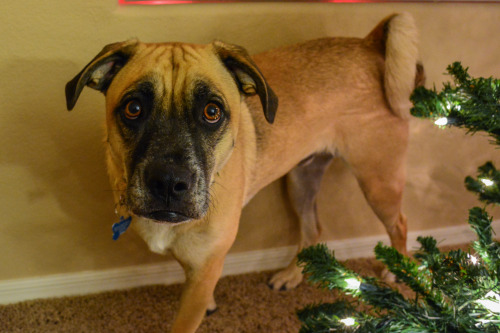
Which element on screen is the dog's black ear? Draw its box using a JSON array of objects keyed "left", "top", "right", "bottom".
[
  {"left": 212, "top": 40, "right": 278, "bottom": 124},
  {"left": 65, "top": 40, "right": 138, "bottom": 111}
]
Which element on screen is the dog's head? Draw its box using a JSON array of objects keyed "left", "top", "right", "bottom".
[{"left": 66, "top": 40, "right": 277, "bottom": 223}]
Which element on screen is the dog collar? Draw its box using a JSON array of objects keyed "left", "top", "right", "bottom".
[{"left": 112, "top": 216, "right": 132, "bottom": 241}]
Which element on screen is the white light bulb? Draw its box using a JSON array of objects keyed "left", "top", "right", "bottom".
[
  {"left": 481, "top": 178, "right": 495, "bottom": 187},
  {"left": 468, "top": 254, "right": 478, "bottom": 265},
  {"left": 446, "top": 101, "right": 452, "bottom": 110},
  {"left": 477, "top": 291, "right": 500, "bottom": 313},
  {"left": 339, "top": 317, "right": 356, "bottom": 326},
  {"left": 434, "top": 117, "right": 448, "bottom": 126},
  {"left": 345, "top": 277, "right": 361, "bottom": 290}
]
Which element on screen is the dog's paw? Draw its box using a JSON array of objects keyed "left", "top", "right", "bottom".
[
  {"left": 206, "top": 307, "right": 218, "bottom": 317},
  {"left": 381, "top": 267, "right": 397, "bottom": 283},
  {"left": 268, "top": 265, "right": 303, "bottom": 291},
  {"left": 206, "top": 298, "right": 217, "bottom": 316}
]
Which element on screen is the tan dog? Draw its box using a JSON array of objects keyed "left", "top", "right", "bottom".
[{"left": 65, "top": 13, "right": 422, "bottom": 332}]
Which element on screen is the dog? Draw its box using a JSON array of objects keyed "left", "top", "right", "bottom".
[{"left": 65, "top": 13, "right": 422, "bottom": 332}]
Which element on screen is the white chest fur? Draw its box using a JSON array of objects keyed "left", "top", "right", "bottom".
[{"left": 132, "top": 217, "right": 178, "bottom": 255}]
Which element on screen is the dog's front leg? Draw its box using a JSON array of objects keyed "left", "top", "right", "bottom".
[
  {"left": 170, "top": 250, "right": 226, "bottom": 332},
  {"left": 169, "top": 205, "right": 242, "bottom": 332}
]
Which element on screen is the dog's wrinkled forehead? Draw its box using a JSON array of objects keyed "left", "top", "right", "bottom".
[{"left": 105, "top": 42, "right": 237, "bottom": 114}]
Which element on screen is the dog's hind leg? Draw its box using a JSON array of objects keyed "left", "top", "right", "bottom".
[
  {"left": 341, "top": 117, "right": 410, "bottom": 259},
  {"left": 351, "top": 159, "right": 408, "bottom": 284},
  {"left": 269, "top": 152, "right": 333, "bottom": 291}
]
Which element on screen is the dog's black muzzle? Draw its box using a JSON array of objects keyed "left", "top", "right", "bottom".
[{"left": 139, "top": 160, "right": 198, "bottom": 223}]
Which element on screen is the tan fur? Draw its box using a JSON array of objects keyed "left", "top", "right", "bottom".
[{"left": 66, "top": 13, "right": 421, "bottom": 332}]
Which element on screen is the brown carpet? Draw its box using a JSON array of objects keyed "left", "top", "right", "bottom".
[{"left": 0, "top": 246, "right": 468, "bottom": 333}]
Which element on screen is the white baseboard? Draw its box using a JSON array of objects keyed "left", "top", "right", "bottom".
[{"left": 1, "top": 221, "right": 498, "bottom": 305}]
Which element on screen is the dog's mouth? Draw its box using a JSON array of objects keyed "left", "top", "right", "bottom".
[
  {"left": 125, "top": 159, "right": 210, "bottom": 225},
  {"left": 141, "top": 210, "right": 192, "bottom": 224}
]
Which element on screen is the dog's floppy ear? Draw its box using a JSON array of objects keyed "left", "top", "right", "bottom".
[
  {"left": 65, "top": 40, "right": 138, "bottom": 111},
  {"left": 212, "top": 40, "right": 278, "bottom": 124}
]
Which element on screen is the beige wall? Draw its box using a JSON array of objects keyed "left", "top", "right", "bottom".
[{"left": 1, "top": 1, "right": 499, "bottom": 281}]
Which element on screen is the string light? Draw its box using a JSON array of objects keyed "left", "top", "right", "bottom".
[
  {"left": 467, "top": 254, "right": 478, "bottom": 265},
  {"left": 446, "top": 101, "right": 453, "bottom": 111},
  {"left": 345, "top": 277, "right": 361, "bottom": 290},
  {"left": 339, "top": 317, "right": 356, "bottom": 326},
  {"left": 435, "top": 117, "right": 448, "bottom": 126},
  {"left": 480, "top": 178, "right": 495, "bottom": 187},
  {"left": 477, "top": 291, "right": 500, "bottom": 313}
]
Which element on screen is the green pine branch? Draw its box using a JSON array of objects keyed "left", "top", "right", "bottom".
[
  {"left": 413, "top": 236, "right": 441, "bottom": 264},
  {"left": 374, "top": 243, "right": 432, "bottom": 297},
  {"left": 468, "top": 207, "right": 500, "bottom": 274},
  {"left": 297, "top": 208, "right": 500, "bottom": 332},
  {"left": 298, "top": 244, "right": 362, "bottom": 296},
  {"left": 298, "top": 244, "right": 411, "bottom": 314},
  {"left": 465, "top": 162, "right": 500, "bottom": 205},
  {"left": 298, "top": 238, "right": 499, "bottom": 332},
  {"left": 374, "top": 243, "right": 443, "bottom": 312},
  {"left": 410, "top": 62, "right": 500, "bottom": 144},
  {"left": 297, "top": 301, "right": 359, "bottom": 333}
]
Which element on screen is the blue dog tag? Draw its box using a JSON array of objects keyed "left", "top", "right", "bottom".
[{"left": 112, "top": 216, "right": 132, "bottom": 241}]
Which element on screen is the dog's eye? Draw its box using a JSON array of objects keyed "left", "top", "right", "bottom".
[
  {"left": 124, "top": 100, "right": 142, "bottom": 120},
  {"left": 203, "top": 103, "right": 222, "bottom": 124}
]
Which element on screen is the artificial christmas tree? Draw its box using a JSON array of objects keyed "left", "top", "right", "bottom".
[{"left": 297, "top": 63, "right": 500, "bottom": 333}]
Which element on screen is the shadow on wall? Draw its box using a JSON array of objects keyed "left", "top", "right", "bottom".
[
  {"left": 0, "top": 58, "right": 161, "bottom": 277},
  {"left": 0, "top": 58, "right": 112, "bottom": 228}
]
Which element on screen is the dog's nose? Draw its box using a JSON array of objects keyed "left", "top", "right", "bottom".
[{"left": 145, "top": 162, "right": 192, "bottom": 203}]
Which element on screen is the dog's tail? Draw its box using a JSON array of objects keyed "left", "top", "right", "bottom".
[{"left": 366, "top": 13, "right": 425, "bottom": 119}]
